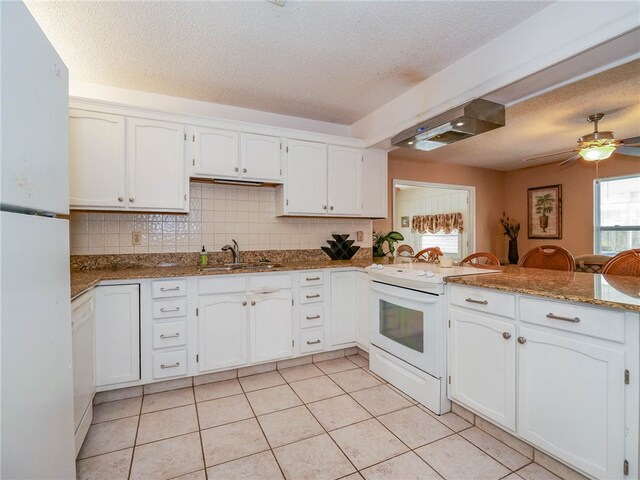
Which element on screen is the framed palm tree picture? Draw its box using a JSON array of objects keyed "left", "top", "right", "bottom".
[{"left": 528, "top": 184, "right": 562, "bottom": 239}]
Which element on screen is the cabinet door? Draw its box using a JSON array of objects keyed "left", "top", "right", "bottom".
[
  {"left": 198, "top": 294, "right": 248, "bottom": 371},
  {"left": 250, "top": 290, "right": 293, "bottom": 363},
  {"left": 330, "top": 271, "right": 357, "bottom": 346},
  {"left": 449, "top": 307, "right": 516, "bottom": 430},
  {"left": 361, "top": 149, "right": 388, "bottom": 218},
  {"left": 285, "top": 140, "right": 327, "bottom": 215},
  {"left": 69, "top": 110, "right": 126, "bottom": 209},
  {"left": 327, "top": 146, "right": 361, "bottom": 216},
  {"left": 240, "top": 133, "right": 281, "bottom": 182},
  {"left": 95, "top": 285, "right": 140, "bottom": 386},
  {"left": 356, "top": 271, "right": 370, "bottom": 348},
  {"left": 517, "top": 326, "right": 625, "bottom": 479},
  {"left": 127, "top": 118, "right": 186, "bottom": 211},
  {"left": 193, "top": 126, "right": 239, "bottom": 178}
]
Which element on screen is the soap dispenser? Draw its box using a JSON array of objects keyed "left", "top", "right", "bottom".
[{"left": 199, "top": 246, "right": 208, "bottom": 267}]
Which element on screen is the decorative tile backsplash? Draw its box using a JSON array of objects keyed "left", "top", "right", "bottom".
[{"left": 69, "top": 182, "right": 373, "bottom": 255}]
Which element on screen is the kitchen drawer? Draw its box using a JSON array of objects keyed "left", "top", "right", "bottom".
[
  {"left": 152, "top": 279, "right": 186, "bottom": 298},
  {"left": 199, "top": 276, "right": 247, "bottom": 295},
  {"left": 300, "top": 304, "right": 324, "bottom": 329},
  {"left": 519, "top": 296, "right": 625, "bottom": 343},
  {"left": 152, "top": 321, "right": 186, "bottom": 349},
  {"left": 249, "top": 273, "right": 292, "bottom": 291},
  {"left": 300, "top": 271, "right": 323, "bottom": 287},
  {"left": 152, "top": 299, "right": 187, "bottom": 319},
  {"left": 152, "top": 350, "right": 188, "bottom": 379},
  {"left": 300, "top": 287, "right": 323, "bottom": 304},
  {"left": 300, "top": 328, "right": 324, "bottom": 353},
  {"left": 449, "top": 285, "right": 515, "bottom": 319}
]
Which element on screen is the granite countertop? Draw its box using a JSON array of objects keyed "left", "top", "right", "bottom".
[{"left": 445, "top": 265, "right": 640, "bottom": 312}]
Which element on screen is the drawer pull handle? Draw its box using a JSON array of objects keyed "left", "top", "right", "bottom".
[
  {"left": 517, "top": 337, "right": 527, "bottom": 344},
  {"left": 306, "top": 339, "right": 321, "bottom": 345},
  {"left": 546, "top": 313, "right": 580, "bottom": 323},
  {"left": 160, "top": 286, "right": 180, "bottom": 292},
  {"left": 306, "top": 294, "right": 321, "bottom": 299},
  {"left": 502, "top": 332, "right": 511, "bottom": 340},
  {"left": 160, "top": 333, "right": 180, "bottom": 339},
  {"left": 465, "top": 298, "right": 488, "bottom": 305},
  {"left": 306, "top": 276, "right": 321, "bottom": 281},
  {"left": 306, "top": 315, "right": 321, "bottom": 320},
  {"left": 251, "top": 300, "right": 256, "bottom": 306},
  {"left": 242, "top": 301, "right": 247, "bottom": 306},
  {"left": 160, "top": 362, "right": 180, "bottom": 369},
  {"left": 160, "top": 307, "right": 180, "bottom": 313}
]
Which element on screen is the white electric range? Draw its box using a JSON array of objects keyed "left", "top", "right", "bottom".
[{"left": 364, "top": 262, "right": 500, "bottom": 414}]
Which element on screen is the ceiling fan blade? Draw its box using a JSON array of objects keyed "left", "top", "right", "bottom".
[
  {"left": 620, "top": 136, "right": 640, "bottom": 146},
  {"left": 616, "top": 145, "right": 640, "bottom": 157},
  {"left": 523, "top": 149, "right": 577, "bottom": 162},
  {"left": 557, "top": 153, "right": 581, "bottom": 166}
]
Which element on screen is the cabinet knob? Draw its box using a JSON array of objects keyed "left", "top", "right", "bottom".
[
  {"left": 517, "top": 336, "right": 527, "bottom": 344},
  {"left": 243, "top": 168, "right": 247, "bottom": 173},
  {"left": 242, "top": 301, "right": 247, "bottom": 306},
  {"left": 251, "top": 300, "right": 256, "bottom": 306},
  {"left": 129, "top": 197, "right": 135, "bottom": 203},
  {"left": 234, "top": 167, "right": 239, "bottom": 172},
  {"left": 329, "top": 206, "right": 334, "bottom": 211},
  {"left": 118, "top": 196, "right": 124, "bottom": 202},
  {"left": 502, "top": 332, "right": 511, "bottom": 340},
  {"left": 322, "top": 205, "right": 327, "bottom": 210}
]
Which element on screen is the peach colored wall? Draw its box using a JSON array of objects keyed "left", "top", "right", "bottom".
[
  {"left": 374, "top": 155, "right": 507, "bottom": 260},
  {"left": 503, "top": 152, "right": 639, "bottom": 257}
]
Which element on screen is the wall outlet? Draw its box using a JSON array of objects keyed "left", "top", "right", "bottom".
[
  {"left": 356, "top": 231, "right": 364, "bottom": 242},
  {"left": 132, "top": 231, "right": 142, "bottom": 246}
]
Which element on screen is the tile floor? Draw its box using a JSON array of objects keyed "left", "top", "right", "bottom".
[{"left": 77, "top": 355, "right": 566, "bottom": 480}]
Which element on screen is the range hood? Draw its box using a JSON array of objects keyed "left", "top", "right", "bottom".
[{"left": 391, "top": 98, "right": 505, "bottom": 151}]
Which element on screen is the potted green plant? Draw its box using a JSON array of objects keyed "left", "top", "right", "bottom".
[
  {"left": 499, "top": 213, "right": 520, "bottom": 264},
  {"left": 535, "top": 193, "right": 554, "bottom": 233},
  {"left": 372, "top": 231, "right": 404, "bottom": 257}
]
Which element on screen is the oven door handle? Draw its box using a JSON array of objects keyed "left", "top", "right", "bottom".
[{"left": 370, "top": 283, "right": 439, "bottom": 303}]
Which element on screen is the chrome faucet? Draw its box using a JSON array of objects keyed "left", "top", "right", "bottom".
[{"left": 221, "top": 239, "right": 241, "bottom": 264}]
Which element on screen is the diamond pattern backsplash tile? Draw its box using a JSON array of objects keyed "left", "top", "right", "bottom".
[{"left": 69, "top": 182, "right": 373, "bottom": 255}]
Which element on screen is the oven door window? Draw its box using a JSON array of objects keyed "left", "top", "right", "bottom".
[{"left": 379, "top": 300, "right": 424, "bottom": 353}]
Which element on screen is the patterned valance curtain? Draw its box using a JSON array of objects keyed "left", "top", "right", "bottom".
[{"left": 412, "top": 213, "right": 464, "bottom": 234}]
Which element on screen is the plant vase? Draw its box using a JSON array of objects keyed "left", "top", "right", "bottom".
[
  {"left": 539, "top": 215, "right": 549, "bottom": 232},
  {"left": 508, "top": 238, "right": 519, "bottom": 265}
]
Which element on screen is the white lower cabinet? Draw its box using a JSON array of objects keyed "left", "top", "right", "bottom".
[
  {"left": 449, "top": 307, "right": 516, "bottom": 430},
  {"left": 330, "top": 271, "right": 357, "bottom": 346},
  {"left": 95, "top": 284, "right": 140, "bottom": 387},
  {"left": 250, "top": 290, "right": 293, "bottom": 363},
  {"left": 517, "top": 326, "right": 625, "bottom": 479}
]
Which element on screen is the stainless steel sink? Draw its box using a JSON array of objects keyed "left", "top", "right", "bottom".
[{"left": 199, "top": 265, "right": 236, "bottom": 272}]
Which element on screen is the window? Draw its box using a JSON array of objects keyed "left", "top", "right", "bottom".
[
  {"left": 594, "top": 175, "right": 640, "bottom": 255},
  {"left": 418, "top": 230, "right": 461, "bottom": 257}
]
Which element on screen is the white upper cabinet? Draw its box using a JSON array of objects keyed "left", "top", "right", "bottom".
[
  {"left": 361, "top": 149, "right": 388, "bottom": 218},
  {"left": 327, "top": 146, "right": 361, "bottom": 216},
  {"left": 240, "top": 133, "right": 281, "bottom": 182},
  {"left": 192, "top": 126, "right": 239, "bottom": 178},
  {"left": 127, "top": 118, "right": 186, "bottom": 211},
  {"left": 69, "top": 110, "right": 126, "bottom": 209},
  {"left": 284, "top": 139, "right": 328, "bottom": 215}
]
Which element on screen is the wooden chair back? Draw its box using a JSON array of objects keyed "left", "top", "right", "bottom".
[
  {"left": 601, "top": 249, "right": 640, "bottom": 277},
  {"left": 518, "top": 245, "right": 575, "bottom": 272},
  {"left": 414, "top": 247, "right": 444, "bottom": 263},
  {"left": 460, "top": 252, "right": 501, "bottom": 267},
  {"left": 396, "top": 244, "right": 415, "bottom": 257}
]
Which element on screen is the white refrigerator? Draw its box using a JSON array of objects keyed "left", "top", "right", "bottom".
[{"left": 1, "top": 1, "right": 76, "bottom": 478}]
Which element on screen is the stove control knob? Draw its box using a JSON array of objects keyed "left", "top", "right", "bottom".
[
  {"left": 425, "top": 271, "right": 435, "bottom": 278},
  {"left": 417, "top": 270, "right": 426, "bottom": 276}
]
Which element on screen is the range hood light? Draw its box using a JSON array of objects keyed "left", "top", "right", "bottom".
[
  {"left": 456, "top": 122, "right": 465, "bottom": 126},
  {"left": 407, "top": 141, "right": 414, "bottom": 145}
]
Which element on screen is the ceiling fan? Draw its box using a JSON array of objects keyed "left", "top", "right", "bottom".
[{"left": 523, "top": 113, "right": 640, "bottom": 166}]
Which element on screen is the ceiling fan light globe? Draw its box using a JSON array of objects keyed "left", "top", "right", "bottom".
[{"left": 578, "top": 145, "right": 616, "bottom": 161}]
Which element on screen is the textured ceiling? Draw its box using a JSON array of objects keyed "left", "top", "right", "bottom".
[
  {"left": 394, "top": 59, "right": 640, "bottom": 171},
  {"left": 25, "top": 1, "right": 551, "bottom": 124}
]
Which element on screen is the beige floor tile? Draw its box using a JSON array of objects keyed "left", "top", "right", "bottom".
[
  {"left": 360, "top": 367, "right": 388, "bottom": 384},
  {"left": 136, "top": 404, "right": 199, "bottom": 445},
  {"left": 313, "top": 350, "right": 346, "bottom": 363},
  {"left": 194, "top": 378, "right": 243, "bottom": 402},
  {"left": 172, "top": 471, "right": 207, "bottom": 480},
  {"left": 377, "top": 406, "right": 453, "bottom": 449},
  {"left": 533, "top": 450, "right": 587, "bottom": 480},
  {"left": 329, "top": 369, "right": 381, "bottom": 393},
  {"left": 238, "top": 361, "right": 277, "bottom": 377},
  {"left": 246, "top": 384, "right": 302, "bottom": 416},
  {"left": 78, "top": 416, "right": 138, "bottom": 459},
  {"left": 273, "top": 433, "right": 355, "bottom": 480},
  {"left": 239, "top": 370, "right": 286, "bottom": 392},
  {"left": 422, "top": 408, "right": 472, "bottom": 432},
  {"left": 341, "top": 474, "right": 364, "bottom": 480},
  {"left": 197, "top": 393, "right": 254, "bottom": 429},
  {"left": 141, "top": 387, "right": 194, "bottom": 413},
  {"left": 330, "top": 419, "right": 408, "bottom": 470},
  {"left": 451, "top": 402, "right": 475, "bottom": 423},
  {"left": 475, "top": 416, "right": 534, "bottom": 459},
  {"left": 76, "top": 448, "right": 133, "bottom": 480},
  {"left": 206, "top": 451, "right": 284, "bottom": 480},
  {"left": 346, "top": 355, "right": 368, "bottom": 367},
  {"left": 307, "top": 394, "right": 372, "bottom": 431},
  {"left": 130, "top": 432, "right": 204, "bottom": 480},
  {"left": 143, "top": 377, "right": 192, "bottom": 395},
  {"left": 201, "top": 418, "right": 270, "bottom": 467},
  {"left": 350, "top": 385, "right": 412, "bottom": 416},
  {"left": 503, "top": 475, "right": 525, "bottom": 480},
  {"left": 279, "top": 363, "right": 324, "bottom": 383},
  {"left": 315, "top": 357, "right": 360, "bottom": 374},
  {"left": 193, "top": 369, "right": 236, "bottom": 386},
  {"left": 94, "top": 386, "right": 142, "bottom": 405},
  {"left": 277, "top": 355, "right": 312, "bottom": 370},
  {"left": 517, "top": 463, "right": 562, "bottom": 480},
  {"left": 289, "top": 375, "right": 344, "bottom": 403},
  {"left": 92, "top": 396, "right": 141, "bottom": 424},
  {"left": 415, "top": 435, "right": 510, "bottom": 480},
  {"left": 460, "top": 427, "right": 531, "bottom": 471},
  {"left": 258, "top": 405, "right": 324, "bottom": 448},
  {"left": 386, "top": 384, "right": 418, "bottom": 405},
  {"left": 360, "top": 451, "right": 442, "bottom": 480}
]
